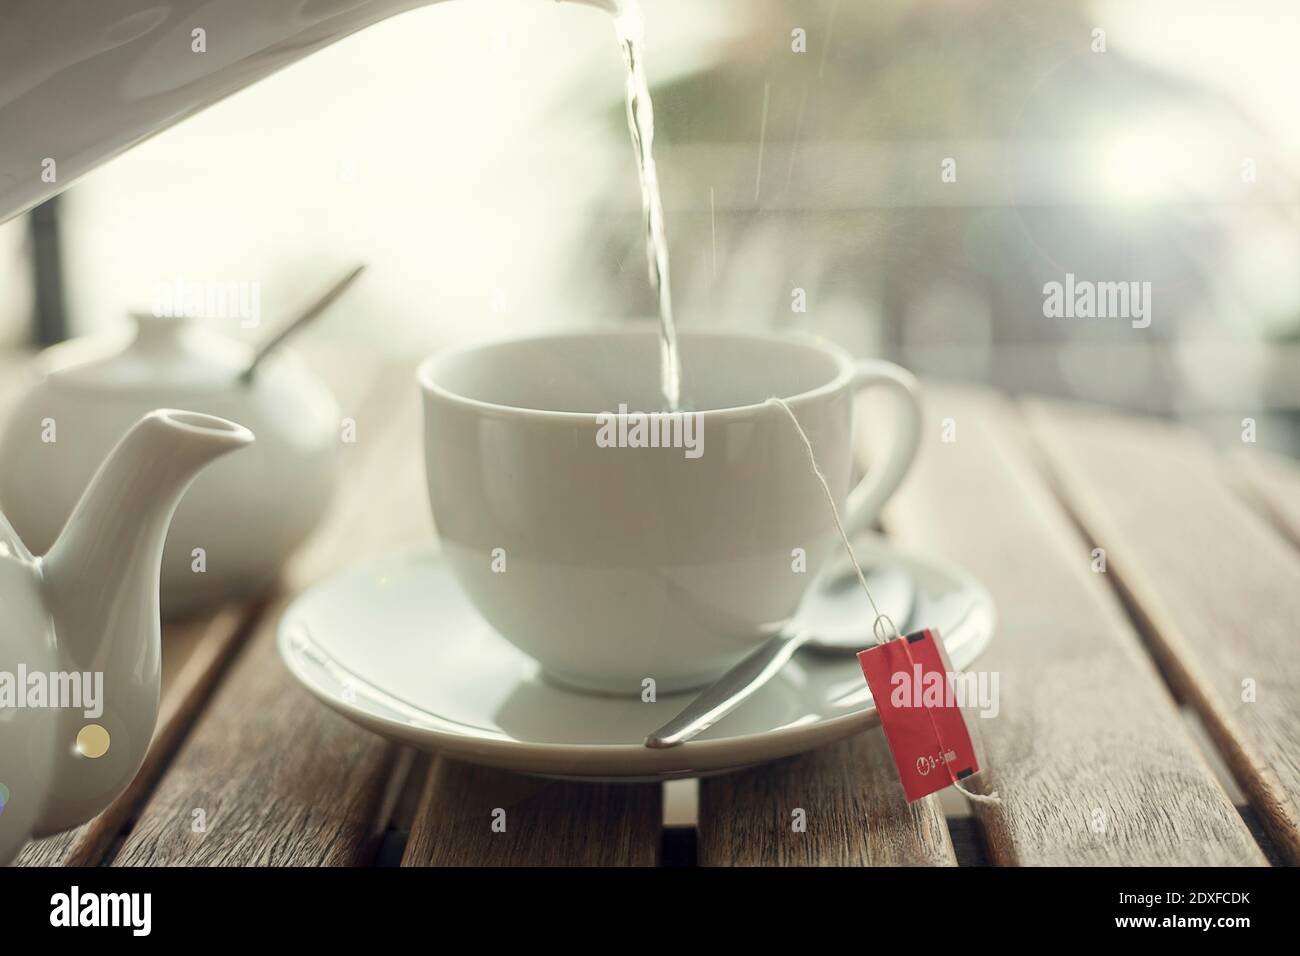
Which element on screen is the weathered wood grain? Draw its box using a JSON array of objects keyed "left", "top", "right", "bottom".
[
  {"left": 698, "top": 732, "right": 957, "bottom": 866},
  {"left": 1225, "top": 446, "right": 1300, "bottom": 549},
  {"left": 402, "top": 758, "right": 662, "bottom": 866},
  {"left": 878, "top": 387, "right": 1263, "bottom": 865},
  {"left": 111, "top": 362, "right": 425, "bottom": 865},
  {"left": 111, "top": 611, "right": 401, "bottom": 866},
  {"left": 1025, "top": 400, "right": 1300, "bottom": 863}
]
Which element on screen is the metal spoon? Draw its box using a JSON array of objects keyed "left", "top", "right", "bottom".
[
  {"left": 239, "top": 264, "right": 365, "bottom": 384},
  {"left": 644, "top": 562, "right": 916, "bottom": 748}
]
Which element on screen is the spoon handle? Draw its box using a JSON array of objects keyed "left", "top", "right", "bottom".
[
  {"left": 644, "top": 630, "right": 815, "bottom": 748},
  {"left": 239, "top": 264, "right": 365, "bottom": 383}
]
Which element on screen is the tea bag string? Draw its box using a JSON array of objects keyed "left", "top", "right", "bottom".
[
  {"left": 765, "top": 397, "right": 1001, "bottom": 807},
  {"left": 764, "top": 397, "right": 899, "bottom": 645}
]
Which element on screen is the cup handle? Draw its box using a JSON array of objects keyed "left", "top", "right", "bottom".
[{"left": 840, "top": 360, "right": 922, "bottom": 539}]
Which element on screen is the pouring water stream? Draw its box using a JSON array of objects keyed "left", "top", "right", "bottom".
[{"left": 610, "top": 2, "right": 682, "bottom": 410}]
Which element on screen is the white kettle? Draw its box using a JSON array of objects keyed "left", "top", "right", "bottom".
[{"left": 0, "top": 0, "right": 620, "bottom": 222}]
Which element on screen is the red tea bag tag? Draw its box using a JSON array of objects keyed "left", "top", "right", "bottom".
[{"left": 857, "top": 628, "right": 980, "bottom": 802}]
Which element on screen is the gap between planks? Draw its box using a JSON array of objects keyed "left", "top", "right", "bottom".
[
  {"left": 872, "top": 386, "right": 1264, "bottom": 865},
  {"left": 1023, "top": 398, "right": 1300, "bottom": 864}
]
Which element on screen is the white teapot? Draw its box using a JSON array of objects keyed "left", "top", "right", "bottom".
[
  {"left": 0, "top": 313, "right": 339, "bottom": 615},
  {"left": 0, "top": 409, "right": 252, "bottom": 864}
]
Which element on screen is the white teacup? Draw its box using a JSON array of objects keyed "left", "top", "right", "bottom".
[{"left": 418, "top": 327, "right": 921, "bottom": 695}]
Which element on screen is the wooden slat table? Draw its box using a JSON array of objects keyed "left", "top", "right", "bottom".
[{"left": 7, "top": 353, "right": 1298, "bottom": 867}]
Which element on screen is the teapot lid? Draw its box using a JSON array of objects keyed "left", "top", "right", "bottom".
[{"left": 38, "top": 313, "right": 252, "bottom": 393}]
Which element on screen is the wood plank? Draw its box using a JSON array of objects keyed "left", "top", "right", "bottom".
[
  {"left": 402, "top": 758, "right": 661, "bottom": 867},
  {"left": 698, "top": 733, "right": 957, "bottom": 866},
  {"left": 1024, "top": 399, "right": 1300, "bottom": 863},
  {"left": 1225, "top": 446, "right": 1300, "bottom": 549},
  {"left": 877, "top": 387, "right": 1263, "bottom": 865},
  {"left": 111, "top": 361, "right": 426, "bottom": 865},
  {"left": 111, "top": 611, "right": 400, "bottom": 866}
]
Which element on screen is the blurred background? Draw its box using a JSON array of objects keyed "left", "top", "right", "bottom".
[{"left": 1, "top": 0, "right": 1296, "bottom": 454}]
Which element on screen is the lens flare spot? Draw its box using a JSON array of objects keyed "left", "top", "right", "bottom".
[{"left": 76, "top": 724, "right": 111, "bottom": 759}]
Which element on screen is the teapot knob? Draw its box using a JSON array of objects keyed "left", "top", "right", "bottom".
[{"left": 128, "top": 311, "right": 195, "bottom": 352}]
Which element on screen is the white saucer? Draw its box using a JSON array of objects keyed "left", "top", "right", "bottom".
[{"left": 277, "top": 538, "right": 995, "bottom": 781}]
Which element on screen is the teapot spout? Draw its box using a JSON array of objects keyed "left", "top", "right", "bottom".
[
  {"left": 44, "top": 410, "right": 255, "bottom": 625},
  {"left": 36, "top": 410, "right": 252, "bottom": 833}
]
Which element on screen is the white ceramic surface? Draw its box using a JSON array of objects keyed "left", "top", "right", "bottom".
[
  {"left": 277, "top": 536, "right": 994, "bottom": 781},
  {"left": 0, "top": 314, "right": 338, "bottom": 615},
  {"left": 0, "top": 0, "right": 626, "bottom": 223},
  {"left": 0, "top": 409, "right": 252, "bottom": 865},
  {"left": 419, "top": 327, "right": 922, "bottom": 693}
]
